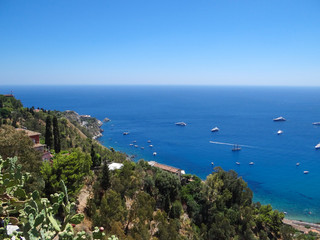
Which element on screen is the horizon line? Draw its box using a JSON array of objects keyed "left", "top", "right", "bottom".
[{"left": 1, "top": 84, "right": 320, "bottom": 88}]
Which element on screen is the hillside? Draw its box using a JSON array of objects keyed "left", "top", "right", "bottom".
[{"left": 0, "top": 94, "right": 319, "bottom": 240}]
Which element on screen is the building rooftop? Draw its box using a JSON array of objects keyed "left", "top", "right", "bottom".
[
  {"left": 16, "top": 128, "right": 41, "bottom": 137},
  {"left": 108, "top": 162, "right": 124, "bottom": 171},
  {"left": 148, "top": 161, "right": 184, "bottom": 174}
]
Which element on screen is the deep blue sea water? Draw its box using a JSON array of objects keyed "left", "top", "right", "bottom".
[{"left": 2, "top": 85, "right": 320, "bottom": 222}]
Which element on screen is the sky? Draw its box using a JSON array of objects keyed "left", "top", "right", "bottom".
[{"left": 0, "top": 0, "right": 319, "bottom": 86}]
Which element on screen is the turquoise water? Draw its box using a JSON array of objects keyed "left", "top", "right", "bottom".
[{"left": 2, "top": 85, "right": 320, "bottom": 222}]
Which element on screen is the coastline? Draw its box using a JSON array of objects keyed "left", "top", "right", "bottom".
[
  {"left": 98, "top": 138, "right": 320, "bottom": 228},
  {"left": 283, "top": 218, "right": 320, "bottom": 234}
]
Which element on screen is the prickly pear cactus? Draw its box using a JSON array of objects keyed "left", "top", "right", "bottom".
[{"left": 1, "top": 156, "right": 106, "bottom": 239}]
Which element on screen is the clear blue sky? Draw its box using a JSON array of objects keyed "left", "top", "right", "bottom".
[{"left": 0, "top": 0, "right": 319, "bottom": 86}]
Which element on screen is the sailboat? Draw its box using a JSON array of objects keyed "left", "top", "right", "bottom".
[{"left": 232, "top": 144, "right": 241, "bottom": 151}]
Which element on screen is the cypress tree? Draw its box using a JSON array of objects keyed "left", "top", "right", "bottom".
[
  {"left": 91, "top": 145, "right": 98, "bottom": 167},
  {"left": 45, "top": 116, "right": 53, "bottom": 149},
  {"left": 101, "top": 161, "right": 110, "bottom": 190},
  {"left": 53, "top": 116, "right": 61, "bottom": 153}
]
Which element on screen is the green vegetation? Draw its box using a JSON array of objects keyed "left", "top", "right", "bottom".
[
  {"left": 1, "top": 94, "right": 319, "bottom": 239},
  {"left": 45, "top": 116, "right": 53, "bottom": 150},
  {"left": 0, "top": 156, "right": 105, "bottom": 240},
  {"left": 41, "top": 149, "right": 92, "bottom": 198}
]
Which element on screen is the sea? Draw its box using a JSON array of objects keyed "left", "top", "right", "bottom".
[{"left": 2, "top": 85, "right": 320, "bottom": 223}]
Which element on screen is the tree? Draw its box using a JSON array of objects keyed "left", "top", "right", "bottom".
[
  {"left": 99, "top": 190, "right": 127, "bottom": 231},
  {"left": 0, "top": 125, "right": 42, "bottom": 175},
  {"left": 91, "top": 145, "right": 100, "bottom": 167},
  {"left": 101, "top": 161, "right": 111, "bottom": 190},
  {"left": 155, "top": 170, "right": 181, "bottom": 211},
  {"left": 53, "top": 116, "right": 61, "bottom": 153},
  {"left": 45, "top": 115, "right": 53, "bottom": 149},
  {"left": 41, "top": 149, "right": 92, "bottom": 197}
]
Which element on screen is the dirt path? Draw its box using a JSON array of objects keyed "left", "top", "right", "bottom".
[
  {"left": 75, "top": 178, "right": 94, "bottom": 233},
  {"left": 283, "top": 218, "right": 320, "bottom": 234},
  {"left": 77, "top": 182, "right": 92, "bottom": 214}
]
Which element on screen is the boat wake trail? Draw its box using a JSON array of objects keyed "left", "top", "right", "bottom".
[{"left": 209, "top": 141, "right": 256, "bottom": 148}]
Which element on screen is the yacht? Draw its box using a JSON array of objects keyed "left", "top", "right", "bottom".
[
  {"left": 315, "top": 143, "right": 320, "bottom": 149},
  {"left": 153, "top": 152, "right": 157, "bottom": 156},
  {"left": 147, "top": 140, "right": 151, "bottom": 143},
  {"left": 175, "top": 122, "right": 187, "bottom": 126},
  {"left": 134, "top": 145, "right": 138, "bottom": 148},
  {"left": 232, "top": 144, "right": 241, "bottom": 151},
  {"left": 296, "top": 163, "right": 300, "bottom": 166},
  {"left": 149, "top": 145, "right": 153, "bottom": 147},
  {"left": 129, "top": 143, "right": 133, "bottom": 146},
  {"left": 277, "top": 130, "right": 283, "bottom": 135},
  {"left": 249, "top": 162, "right": 254, "bottom": 165},
  {"left": 211, "top": 127, "right": 219, "bottom": 132},
  {"left": 312, "top": 122, "right": 320, "bottom": 125},
  {"left": 141, "top": 147, "right": 144, "bottom": 150},
  {"left": 273, "top": 116, "right": 286, "bottom": 121},
  {"left": 236, "top": 162, "right": 240, "bottom": 165},
  {"left": 123, "top": 132, "right": 130, "bottom": 135},
  {"left": 304, "top": 171, "right": 309, "bottom": 174},
  {"left": 133, "top": 140, "right": 137, "bottom": 143}
]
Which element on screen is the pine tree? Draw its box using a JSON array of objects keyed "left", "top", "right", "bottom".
[
  {"left": 53, "top": 116, "right": 61, "bottom": 153},
  {"left": 45, "top": 116, "right": 53, "bottom": 149}
]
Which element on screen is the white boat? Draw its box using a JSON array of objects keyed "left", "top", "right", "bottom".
[
  {"left": 304, "top": 171, "right": 309, "bottom": 174},
  {"left": 236, "top": 162, "right": 240, "bottom": 165},
  {"left": 134, "top": 145, "right": 138, "bottom": 148},
  {"left": 211, "top": 127, "right": 219, "bottom": 132},
  {"left": 175, "top": 122, "right": 187, "bottom": 126},
  {"left": 129, "top": 143, "right": 133, "bottom": 146},
  {"left": 312, "top": 122, "right": 320, "bottom": 125},
  {"left": 296, "top": 163, "right": 300, "bottom": 166},
  {"left": 273, "top": 116, "right": 286, "bottom": 122},
  {"left": 249, "top": 162, "right": 254, "bottom": 165},
  {"left": 315, "top": 143, "right": 320, "bottom": 149},
  {"left": 133, "top": 140, "right": 137, "bottom": 143},
  {"left": 123, "top": 132, "right": 129, "bottom": 135},
  {"left": 277, "top": 130, "right": 283, "bottom": 135},
  {"left": 149, "top": 145, "right": 153, "bottom": 147},
  {"left": 147, "top": 140, "right": 151, "bottom": 143},
  {"left": 141, "top": 147, "right": 144, "bottom": 150},
  {"left": 153, "top": 152, "right": 157, "bottom": 156}
]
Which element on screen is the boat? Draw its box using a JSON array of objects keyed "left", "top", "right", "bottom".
[
  {"left": 304, "top": 171, "right": 309, "bottom": 174},
  {"left": 147, "top": 140, "right": 151, "bottom": 143},
  {"left": 249, "top": 162, "right": 254, "bottom": 165},
  {"left": 296, "top": 163, "right": 300, "bottom": 166},
  {"left": 123, "top": 132, "right": 130, "bottom": 135},
  {"left": 211, "top": 127, "right": 219, "bottom": 132},
  {"left": 232, "top": 144, "right": 241, "bottom": 151},
  {"left": 153, "top": 152, "right": 157, "bottom": 156},
  {"left": 175, "top": 122, "right": 187, "bottom": 126},
  {"left": 141, "top": 147, "right": 144, "bottom": 150},
  {"left": 236, "top": 162, "right": 240, "bottom": 165},
  {"left": 315, "top": 143, "right": 320, "bottom": 149},
  {"left": 133, "top": 140, "right": 137, "bottom": 143},
  {"left": 134, "top": 145, "right": 138, "bottom": 148},
  {"left": 312, "top": 122, "right": 320, "bottom": 125},
  {"left": 149, "top": 145, "right": 153, "bottom": 147},
  {"left": 273, "top": 116, "right": 286, "bottom": 121},
  {"left": 129, "top": 143, "right": 133, "bottom": 146},
  {"left": 277, "top": 130, "right": 283, "bottom": 135}
]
